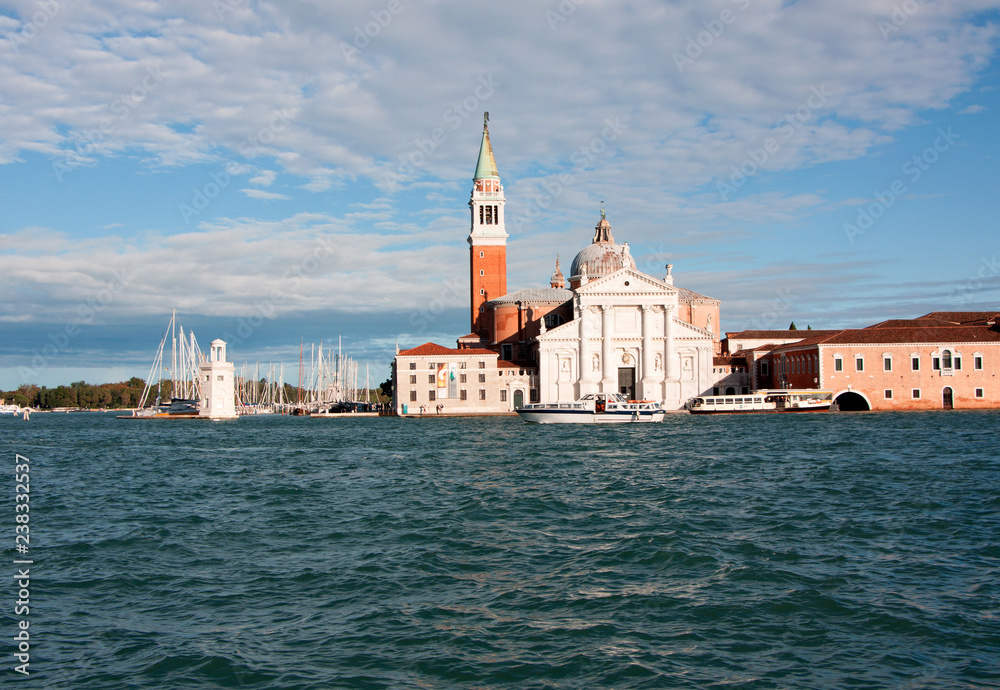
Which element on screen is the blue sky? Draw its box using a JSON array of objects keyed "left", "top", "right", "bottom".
[{"left": 1, "top": 0, "right": 999, "bottom": 389}]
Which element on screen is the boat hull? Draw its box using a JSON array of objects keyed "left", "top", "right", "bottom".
[
  {"left": 517, "top": 408, "right": 666, "bottom": 424},
  {"left": 686, "top": 390, "right": 834, "bottom": 415},
  {"left": 687, "top": 404, "right": 832, "bottom": 415}
]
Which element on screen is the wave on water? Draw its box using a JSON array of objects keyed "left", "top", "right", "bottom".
[{"left": 3, "top": 411, "right": 999, "bottom": 688}]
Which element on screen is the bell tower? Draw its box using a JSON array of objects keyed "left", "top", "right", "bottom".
[{"left": 468, "top": 112, "right": 507, "bottom": 336}]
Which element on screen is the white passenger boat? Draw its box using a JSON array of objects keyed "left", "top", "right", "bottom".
[
  {"left": 517, "top": 393, "right": 666, "bottom": 424},
  {"left": 686, "top": 390, "right": 834, "bottom": 414}
]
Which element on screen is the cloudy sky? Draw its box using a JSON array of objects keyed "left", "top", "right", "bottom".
[{"left": 1, "top": 0, "right": 999, "bottom": 389}]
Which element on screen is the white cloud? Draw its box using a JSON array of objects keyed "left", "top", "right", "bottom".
[
  {"left": 240, "top": 188, "right": 289, "bottom": 200},
  {"left": 0, "top": 213, "right": 472, "bottom": 324},
  {"left": 958, "top": 104, "right": 987, "bottom": 114},
  {"left": 0, "top": 0, "right": 994, "bottom": 188},
  {"left": 248, "top": 169, "right": 277, "bottom": 186}
]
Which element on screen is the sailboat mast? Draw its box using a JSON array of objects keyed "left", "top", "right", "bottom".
[{"left": 297, "top": 339, "right": 304, "bottom": 407}]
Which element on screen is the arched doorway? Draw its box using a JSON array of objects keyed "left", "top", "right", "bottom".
[
  {"left": 725, "top": 386, "right": 736, "bottom": 395},
  {"left": 513, "top": 390, "right": 524, "bottom": 409},
  {"left": 942, "top": 387, "right": 954, "bottom": 410},
  {"left": 834, "top": 391, "right": 871, "bottom": 411}
]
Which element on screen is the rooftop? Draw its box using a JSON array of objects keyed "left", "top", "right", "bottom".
[
  {"left": 487, "top": 287, "right": 574, "bottom": 306},
  {"left": 820, "top": 326, "right": 1000, "bottom": 345},
  {"left": 398, "top": 342, "right": 498, "bottom": 357}
]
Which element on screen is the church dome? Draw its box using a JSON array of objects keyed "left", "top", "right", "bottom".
[{"left": 569, "top": 212, "right": 636, "bottom": 281}]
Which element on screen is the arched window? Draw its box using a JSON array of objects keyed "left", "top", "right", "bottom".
[{"left": 942, "top": 349, "right": 952, "bottom": 369}]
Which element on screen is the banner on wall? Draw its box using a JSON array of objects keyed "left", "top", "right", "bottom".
[
  {"left": 448, "top": 362, "right": 459, "bottom": 399},
  {"left": 436, "top": 363, "right": 448, "bottom": 399}
]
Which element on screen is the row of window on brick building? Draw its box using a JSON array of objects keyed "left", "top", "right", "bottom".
[
  {"left": 410, "top": 373, "right": 489, "bottom": 384},
  {"left": 883, "top": 387, "right": 986, "bottom": 400},
  {"left": 407, "top": 361, "right": 529, "bottom": 376},
  {"left": 406, "top": 388, "right": 540, "bottom": 403},
  {"left": 408, "top": 361, "right": 487, "bottom": 370},
  {"left": 760, "top": 350, "right": 985, "bottom": 376},
  {"left": 830, "top": 350, "right": 983, "bottom": 373}
]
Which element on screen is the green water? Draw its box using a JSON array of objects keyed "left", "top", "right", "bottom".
[{"left": 2, "top": 411, "right": 998, "bottom": 688}]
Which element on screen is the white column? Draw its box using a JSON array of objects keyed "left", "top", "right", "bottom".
[
  {"left": 601, "top": 305, "right": 614, "bottom": 392},
  {"left": 640, "top": 305, "right": 655, "bottom": 397},
  {"left": 664, "top": 306, "right": 676, "bottom": 380},
  {"left": 578, "top": 305, "right": 595, "bottom": 394}
]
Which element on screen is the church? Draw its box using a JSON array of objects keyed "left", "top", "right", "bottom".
[{"left": 392, "top": 115, "right": 723, "bottom": 414}]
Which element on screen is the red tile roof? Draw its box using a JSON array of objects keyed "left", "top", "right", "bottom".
[
  {"left": 820, "top": 326, "right": 1000, "bottom": 345},
  {"left": 398, "top": 342, "right": 497, "bottom": 356},
  {"left": 865, "top": 318, "right": 959, "bottom": 329},
  {"left": 497, "top": 360, "right": 536, "bottom": 369},
  {"left": 725, "top": 330, "right": 838, "bottom": 340},
  {"left": 920, "top": 311, "right": 1000, "bottom": 325},
  {"left": 714, "top": 354, "right": 747, "bottom": 366}
]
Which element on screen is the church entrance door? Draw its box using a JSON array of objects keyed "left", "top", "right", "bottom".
[{"left": 618, "top": 367, "right": 636, "bottom": 399}]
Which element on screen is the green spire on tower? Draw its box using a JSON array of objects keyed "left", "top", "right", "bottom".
[{"left": 474, "top": 112, "right": 500, "bottom": 180}]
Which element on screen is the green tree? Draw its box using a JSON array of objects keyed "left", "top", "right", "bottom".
[
  {"left": 379, "top": 377, "right": 393, "bottom": 400},
  {"left": 789, "top": 322, "right": 797, "bottom": 330},
  {"left": 51, "top": 385, "right": 77, "bottom": 408}
]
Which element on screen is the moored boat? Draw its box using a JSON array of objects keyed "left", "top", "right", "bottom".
[
  {"left": 517, "top": 393, "right": 666, "bottom": 424},
  {"left": 686, "top": 389, "right": 834, "bottom": 414}
]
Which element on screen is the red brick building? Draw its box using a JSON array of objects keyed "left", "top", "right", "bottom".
[{"left": 735, "top": 312, "right": 1000, "bottom": 410}]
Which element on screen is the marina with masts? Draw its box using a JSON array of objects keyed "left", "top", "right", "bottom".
[{"left": 120, "top": 312, "right": 385, "bottom": 419}]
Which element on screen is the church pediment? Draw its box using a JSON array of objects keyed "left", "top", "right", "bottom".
[{"left": 575, "top": 267, "right": 675, "bottom": 296}]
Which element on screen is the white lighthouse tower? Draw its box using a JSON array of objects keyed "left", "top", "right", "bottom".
[{"left": 199, "top": 339, "right": 237, "bottom": 419}]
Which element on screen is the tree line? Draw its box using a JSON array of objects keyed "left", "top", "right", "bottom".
[
  {"left": 2, "top": 379, "right": 150, "bottom": 409},
  {"left": 3, "top": 377, "right": 394, "bottom": 410}
]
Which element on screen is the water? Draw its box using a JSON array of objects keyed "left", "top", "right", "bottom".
[{"left": 2, "top": 411, "right": 999, "bottom": 688}]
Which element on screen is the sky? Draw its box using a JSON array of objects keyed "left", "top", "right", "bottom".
[{"left": 1, "top": 0, "right": 1000, "bottom": 390}]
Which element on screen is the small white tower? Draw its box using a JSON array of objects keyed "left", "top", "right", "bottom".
[{"left": 199, "top": 339, "right": 237, "bottom": 419}]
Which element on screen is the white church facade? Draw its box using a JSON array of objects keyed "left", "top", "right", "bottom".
[
  {"left": 393, "top": 115, "right": 722, "bottom": 413},
  {"left": 535, "top": 263, "right": 717, "bottom": 409}
]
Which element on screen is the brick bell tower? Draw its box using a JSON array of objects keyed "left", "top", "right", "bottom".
[{"left": 468, "top": 112, "right": 508, "bottom": 337}]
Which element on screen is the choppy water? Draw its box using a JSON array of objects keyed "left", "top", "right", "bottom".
[{"left": 2, "top": 410, "right": 999, "bottom": 688}]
